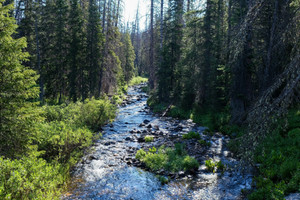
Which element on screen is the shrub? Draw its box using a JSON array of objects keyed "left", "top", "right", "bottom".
[
  {"left": 129, "top": 76, "right": 148, "bottom": 86},
  {"left": 183, "top": 156, "right": 200, "bottom": 171},
  {"left": 79, "top": 98, "right": 116, "bottom": 131},
  {"left": 198, "top": 139, "right": 211, "bottom": 147},
  {"left": 33, "top": 121, "right": 94, "bottom": 163},
  {"left": 0, "top": 149, "right": 64, "bottom": 200},
  {"left": 216, "top": 161, "right": 226, "bottom": 172},
  {"left": 144, "top": 135, "right": 154, "bottom": 142},
  {"left": 182, "top": 131, "right": 201, "bottom": 140},
  {"left": 135, "top": 144, "right": 199, "bottom": 173},
  {"left": 205, "top": 159, "right": 216, "bottom": 173},
  {"left": 136, "top": 149, "right": 146, "bottom": 160},
  {"left": 169, "top": 105, "right": 190, "bottom": 119},
  {"left": 249, "top": 108, "right": 300, "bottom": 199},
  {"left": 156, "top": 175, "right": 169, "bottom": 185}
]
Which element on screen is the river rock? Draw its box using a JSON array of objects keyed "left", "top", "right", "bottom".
[
  {"left": 104, "top": 141, "right": 116, "bottom": 146},
  {"left": 143, "top": 119, "right": 150, "bottom": 124},
  {"left": 139, "top": 123, "right": 145, "bottom": 127},
  {"left": 88, "top": 155, "right": 98, "bottom": 160}
]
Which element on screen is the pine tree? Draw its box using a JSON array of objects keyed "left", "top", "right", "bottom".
[
  {"left": 86, "top": 0, "right": 104, "bottom": 98},
  {"left": 158, "top": 0, "right": 184, "bottom": 102},
  {"left": 0, "top": 0, "right": 39, "bottom": 156},
  {"left": 68, "top": 0, "right": 85, "bottom": 101},
  {"left": 121, "top": 32, "right": 136, "bottom": 83}
]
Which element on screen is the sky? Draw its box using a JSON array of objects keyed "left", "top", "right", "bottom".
[{"left": 123, "top": 0, "right": 148, "bottom": 30}]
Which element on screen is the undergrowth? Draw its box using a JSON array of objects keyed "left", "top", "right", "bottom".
[
  {"left": 0, "top": 98, "right": 116, "bottom": 199},
  {"left": 248, "top": 107, "right": 300, "bottom": 200},
  {"left": 128, "top": 76, "right": 148, "bottom": 86},
  {"left": 182, "top": 131, "right": 201, "bottom": 139},
  {"left": 135, "top": 143, "right": 199, "bottom": 173},
  {"left": 147, "top": 98, "right": 243, "bottom": 137}
]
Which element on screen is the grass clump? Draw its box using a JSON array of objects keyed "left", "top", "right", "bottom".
[
  {"left": 205, "top": 159, "right": 216, "bottom": 173},
  {"left": 129, "top": 76, "right": 148, "bottom": 86},
  {"left": 144, "top": 135, "right": 154, "bottom": 142},
  {"left": 136, "top": 143, "right": 199, "bottom": 173},
  {"left": 205, "top": 159, "right": 226, "bottom": 173},
  {"left": 182, "top": 131, "right": 201, "bottom": 140},
  {"left": 156, "top": 175, "right": 169, "bottom": 185},
  {"left": 248, "top": 108, "right": 300, "bottom": 200},
  {"left": 198, "top": 139, "right": 211, "bottom": 147}
]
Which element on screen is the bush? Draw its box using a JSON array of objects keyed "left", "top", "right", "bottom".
[
  {"left": 129, "top": 76, "right": 148, "bottom": 86},
  {"left": 156, "top": 175, "right": 169, "bottom": 185},
  {"left": 205, "top": 159, "right": 216, "bottom": 173},
  {"left": 182, "top": 131, "right": 201, "bottom": 140},
  {"left": 0, "top": 149, "right": 64, "bottom": 200},
  {"left": 216, "top": 161, "right": 226, "bottom": 172},
  {"left": 79, "top": 98, "right": 116, "bottom": 131},
  {"left": 33, "top": 121, "right": 94, "bottom": 163},
  {"left": 249, "top": 108, "right": 300, "bottom": 199},
  {"left": 5, "top": 97, "right": 117, "bottom": 199},
  {"left": 135, "top": 144, "right": 199, "bottom": 173},
  {"left": 198, "top": 139, "right": 211, "bottom": 147},
  {"left": 183, "top": 156, "right": 200, "bottom": 171},
  {"left": 42, "top": 98, "right": 116, "bottom": 131},
  {"left": 144, "top": 135, "right": 154, "bottom": 142}
]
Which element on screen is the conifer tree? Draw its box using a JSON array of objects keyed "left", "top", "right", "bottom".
[
  {"left": 68, "top": 0, "right": 85, "bottom": 101},
  {"left": 121, "top": 32, "right": 136, "bottom": 83},
  {"left": 86, "top": 0, "right": 104, "bottom": 98},
  {"left": 0, "top": 0, "right": 39, "bottom": 156}
]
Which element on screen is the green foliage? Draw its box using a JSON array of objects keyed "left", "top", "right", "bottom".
[
  {"left": 205, "top": 159, "right": 226, "bottom": 173},
  {"left": 141, "top": 86, "right": 149, "bottom": 93},
  {"left": 216, "top": 161, "right": 226, "bottom": 172},
  {"left": 205, "top": 159, "right": 216, "bottom": 173},
  {"left": 135, "top": 144, "right": 199, "bottom": 173},
  {"left": 121, "top": 32, "right": 136, "bottom": 83},
  {"left": 129, "top": 76, "right": 148, "bottom": 86},
  {"left": 198, "top": 139, "right": 211, "bottom": 147},
  {"left": 169, "top": 105, "right": 190, "bottom": 119},
  {"left": 0, "top": 148, "right": 64, "bottom": 200},
  {"left": 33, "top": 121, "right": 94, "bottom": 163},
  {"left": 249, "top": 108, "right": 300, "bottom": 199},
  {"left": 0, "top": 0, "right": 40, "bottom": 156},
  {"left": 144, "top": 135, "right": 154, "bottom": 143},
  {"left": 182, "top": 131, "right": 201, "bottom": 139},
  {"left": 156, "top": 175, "right": 169, "bottom": 185},
  {"left": 79, "top": 98, "right": 116, "bottom": 131}
]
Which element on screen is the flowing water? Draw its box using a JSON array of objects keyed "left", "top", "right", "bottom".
[{"left": 64, "top": 84, "right": 253, "bottom": 200}]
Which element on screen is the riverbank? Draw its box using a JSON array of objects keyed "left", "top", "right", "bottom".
[{"left": 64, "top": 84, "right": 252, "bottom": 200}]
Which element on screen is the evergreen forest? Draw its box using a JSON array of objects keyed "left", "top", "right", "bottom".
[{"left": 0, "top": 0, "right": 299, "bottom": 199}]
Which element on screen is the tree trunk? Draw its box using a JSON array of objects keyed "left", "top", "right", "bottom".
[
  {"left": 263, "top": 0, "right": 278, "bottom": 91},
  {"left": 115, "top": 0, "right": 121, "bottom": 27},
  {"left": 149, "top": 0, "right": 154, "bottom": 89},
  {"left": 160, "top": 0, "right": 164, "bottom": 50},
  {"left": 34, "top": 2, "right": 43, "bottom": 103},
  {"left": 102, "top": 0, "right": 106, "bottom": 33}
]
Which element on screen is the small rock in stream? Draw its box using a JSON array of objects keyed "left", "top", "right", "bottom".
[
  {"left": 88, "top": 155, "right": 98, "bottom": 160},
  {"left": 143, "top": 119, "right": 150, "bottom": 124}
]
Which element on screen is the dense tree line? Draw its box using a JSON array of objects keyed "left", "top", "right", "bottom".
[
  {"left": 0, "top": 0, "right": 138, "bottom": 198},
  {"left": 136, "top": 0, "right": 299, "bottom": 132},
  {"left": 12, "top": 0, "right": 135, "bottom": 103}
]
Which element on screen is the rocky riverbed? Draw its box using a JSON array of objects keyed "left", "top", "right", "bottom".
[{"left": 63, "top": 83, "right": 253, "bottom": 200}]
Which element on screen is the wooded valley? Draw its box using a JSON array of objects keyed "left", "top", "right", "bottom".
[{"left": 0, "top": 0, "right": 299, "bottom": 199}]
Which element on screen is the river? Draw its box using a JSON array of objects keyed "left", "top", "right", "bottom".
[{"left": 63, "top": 84, "right": 253, "bottom": 200}]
